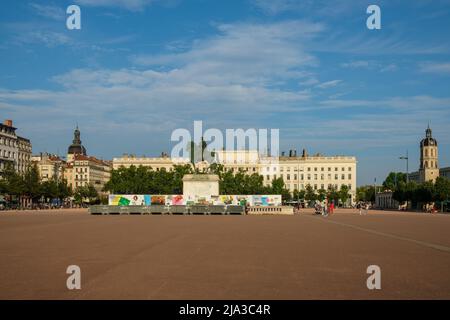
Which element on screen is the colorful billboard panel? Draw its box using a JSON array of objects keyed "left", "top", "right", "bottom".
[
  {"left": 151, "top": 195, "right": 166, "bottom": 205},
  {"left": 108, "top": 195, "right": 282, "bottom": 206}
]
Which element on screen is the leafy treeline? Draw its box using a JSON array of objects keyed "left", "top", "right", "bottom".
[
  {"left": 383, "top": 171, "right": 450, "bottom": 204},
  {"left": 356, "top": 171, "right": 450, "bottom": 205},
  {"left": 103, "top": 164, "right": 292, "bottom": 197},
  {"left": 0, "top": 163, "right": 96, "bottom": 204},
  {"left": 295, "top": 184, "right": 351, "bottom": 205},
  {"left": 392, "top": 177, "right": 450, "bottom": 204}
]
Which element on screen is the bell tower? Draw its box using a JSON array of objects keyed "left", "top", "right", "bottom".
[{"left": 419, "top": 125, "right": 439, "bottom": 183}]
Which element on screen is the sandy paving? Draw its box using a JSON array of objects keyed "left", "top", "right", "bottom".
[{"left": 0, "top": 208, "right": 449, "bottom": 299}]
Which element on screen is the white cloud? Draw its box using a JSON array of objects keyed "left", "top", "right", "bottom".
[
  {"left": 340, "top": 60, "right": 398, "bottom": 72},
  {"left": 340, "top": 61, "right": 371, "bottom": 69},
  {"left": 419, "top": 62, "right": 450, "bottom": 74},
  {"left": 29, "top": 3, "right": 65, "bottom": 21},
  {"left": 251, "top": 0, "right": 302, "bottom": 15},
  {"left": 75, "top": 0, "right": 167, "bottom": 11},
  {"left": 16, "top": 30, "right": 72, "bottom": 47},
  {"left": 131, "top": 21, "right": 324, "bottom": 86},
  {"left": 252, "top": 0, "right": 375, "bottom": 17},
  {"left": 316, "top": 80, "right": 342, "bottom": 89},
  {"left": 0, "top": 20, "right": 326, "bottom": 154}
]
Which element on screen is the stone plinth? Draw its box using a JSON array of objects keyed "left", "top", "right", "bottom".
[{"left": 182, "top": 174, "right": 219, "bottom": 198}]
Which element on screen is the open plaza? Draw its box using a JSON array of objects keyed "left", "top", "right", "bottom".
[{"left": 1, "top": 208, "right": 449, "bottom": 300}]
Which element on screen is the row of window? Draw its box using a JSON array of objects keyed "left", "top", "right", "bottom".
[
  {"left": 266, "top": 173, "right": 352, "bottom": 181},
  {"left": 0, "top": 149, "right": 32, "bottom": 160},
  {"left": 424, "top": 149, "right": 436, "bottom": 157},
  {"left": 285, "top": 183, "right": 352, "bottom": 191},
  {"left": 423, "top": 160, "right": 438, "bottom": 169},
  {"left": 0, "top": 136, "right": 17, "bottom": 147},
  {"left": 267, "top": 166, "right": 353, "bottom": 173}
]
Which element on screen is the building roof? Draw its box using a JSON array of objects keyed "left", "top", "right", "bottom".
[
  {"left": 17, "top": 136, "right": 31, "bottom": 142},
  {"left": 420, "top": 125, "right": 438, "bottom": 147},
  {"left": 67, "top": 126, "right": 87, "bottom": 156},
  {"left": 72, "top": 154, "right": 111, "bottom": 167}
]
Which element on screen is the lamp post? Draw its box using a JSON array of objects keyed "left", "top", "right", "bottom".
[{"left": 399, "top": 150, "right": 409, "bottom": 183}]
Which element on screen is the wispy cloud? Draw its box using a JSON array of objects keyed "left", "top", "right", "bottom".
[
  {"left": 419, "top": 62, "right": 450, "bottom": 74},
  {"left": 340, "top": 60, "right": 397, "bottom": 72},
  {"left": 251, "top": 0, "right": 370, "bottom": 17},
  {"left": 74, "top": 0, "right": 173, "bottom": 11},
  {"left": 131, "top": 20, "right": 324, "bottom": 87},
  {"left": 29, "top": 3, "right": 65, "bottom": 21},
  {"left": 316, "top": 80, "right": 342, "bottom": 89}
]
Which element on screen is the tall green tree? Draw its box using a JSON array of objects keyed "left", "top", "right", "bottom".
[
  {"left": 305, "top": 184, "right": 317, "bottom": 202},
  {"left": 434, "top": 176, "right": 450, "bottom": 203},
  {"left": 327, "top": 185, "right": 340, "bottom": 203},
  {"left": 383, "top": 172, "right": 407, "bottom": 190},
  {"left": 22, "top": 164, "right": 41, "bottom": 203},
  {"left": 339, "top": 185, "right": 351, "bottom": 205}
]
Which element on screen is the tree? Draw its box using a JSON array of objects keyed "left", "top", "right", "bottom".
[
  {"left": 172, "top": 164, "right": 194, "bottom": 194},
  {"left": 41, "top": 180, "right": 58, "bottom": 202},
  {"left": 271, "top": 177, "right": 285, "bottom": 195},
  {"left": 86, "top": 184, "right": 99, "bottom": 203},
  {"left": 356, "top": 185, "right": 375, "bottom": 202},
  {"left": 383, "top": 172, "right": 407, "bottom": 190},
  {"left": 305, "top": 184, "right": 317, "bottom": 203},
  {"left": 434, "top": 176, "right": 450, "bottom": 212},
  {"left": 415, "top": 181, "right": 434, "bottom": 204},
  {"left": 317, "top": 188, "right": 327, "bottom": 201},
  {"left": 0, "top": 163, "right": 24, "bottom": 198},
  {"left": 293, "top": 189, "right": 305, "bottom": 201},
  {"left": 327, "top": 185, "right": 340, "bottom": 203},
  {"left": 339, "top": 185, "right": 350, "bottom": 206},
  {"left": 22, "top": 164, "right": 41, "bottom": 203},
  {"left": 434, "top": 176, "right": 450, "bottom": 203},
  {"left": 74, "top": 184, "right": 98, "bottom": 204},
  {"left": 57, "top": 178, "right": 72, "bottom": 201}
]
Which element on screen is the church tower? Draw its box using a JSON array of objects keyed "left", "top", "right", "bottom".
[
  {"left": 67, "top": 125, "right": 87, "bottom": 162},
  {"left": 419, "top": 125, "right": 439, "bottom": 183}
]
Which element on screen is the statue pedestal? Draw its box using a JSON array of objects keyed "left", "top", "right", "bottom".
[{"left": 182, "top": 174, "right": 219, "bottom": 198}]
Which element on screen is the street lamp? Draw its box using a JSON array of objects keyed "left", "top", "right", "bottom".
[{"left": 399, "top": 150, "right": 409, "bottom": 183}]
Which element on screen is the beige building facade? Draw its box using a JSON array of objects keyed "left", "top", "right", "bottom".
[
  {"left": 64, "top": 127, "right": 112, "bottom": 195},
  {"left": 31, "top": 153, "right": 66, "bottom": 182},
  {"left": 65, "top": 154, "right": 111, "bottom": 194},
  {"left": 0, "top": 120, "right": 32, "bottom": 174}
]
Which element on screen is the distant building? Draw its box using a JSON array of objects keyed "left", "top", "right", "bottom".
[
  {"left": 409, "top": 126, "right": 444, "bottom": 183},
  {"left": 67, "top": 125, "right": 87, "bottom": 162},
  {"left": 375, "top": 191, "right": 399, "bottom": 209},
  {"left": 17, "top": 137, "right": 32, "bottom": 174},
  {"left": 0, "top": 119, "right": 32, "bottom": 174},
  {"left": 112, "top": 153, "right": 189, "bottom": 171},
  {"left": 32, "top": 153, "right": 66, "bottom": 182},
  {"left": 64, "top": 126, "right": 111, "bottom": 195},
  {"left": 440, "top": 167, "right": 450, "bottom": 179},
  {"left": 113, "top": 148, "right": 357, "bottom": 203}
]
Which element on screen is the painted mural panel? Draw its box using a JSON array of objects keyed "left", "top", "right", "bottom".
[{"left": 108, "top": 194, "right": 282, "bottom": 206}]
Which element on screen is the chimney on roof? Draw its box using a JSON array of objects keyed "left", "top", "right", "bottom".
[
  {"left": 294, "top": 149, "right": 297, "bottom": 157},
  {"left": 281, "top": 151, "right": 285, "bottom": 157},
  {"left": 4, "top": 119, "right": 13, "bottom": 127}
]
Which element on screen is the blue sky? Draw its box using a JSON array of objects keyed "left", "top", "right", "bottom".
[{"left": 1, "top": 0, "right": 450, "bottom": 185}]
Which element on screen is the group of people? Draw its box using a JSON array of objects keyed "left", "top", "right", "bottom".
[
  {"left": 314, "top": 200, "right": 335, "bottom": 217},
  {"left": 356, "top": 202, "right": 370, "bottom": 215}
]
